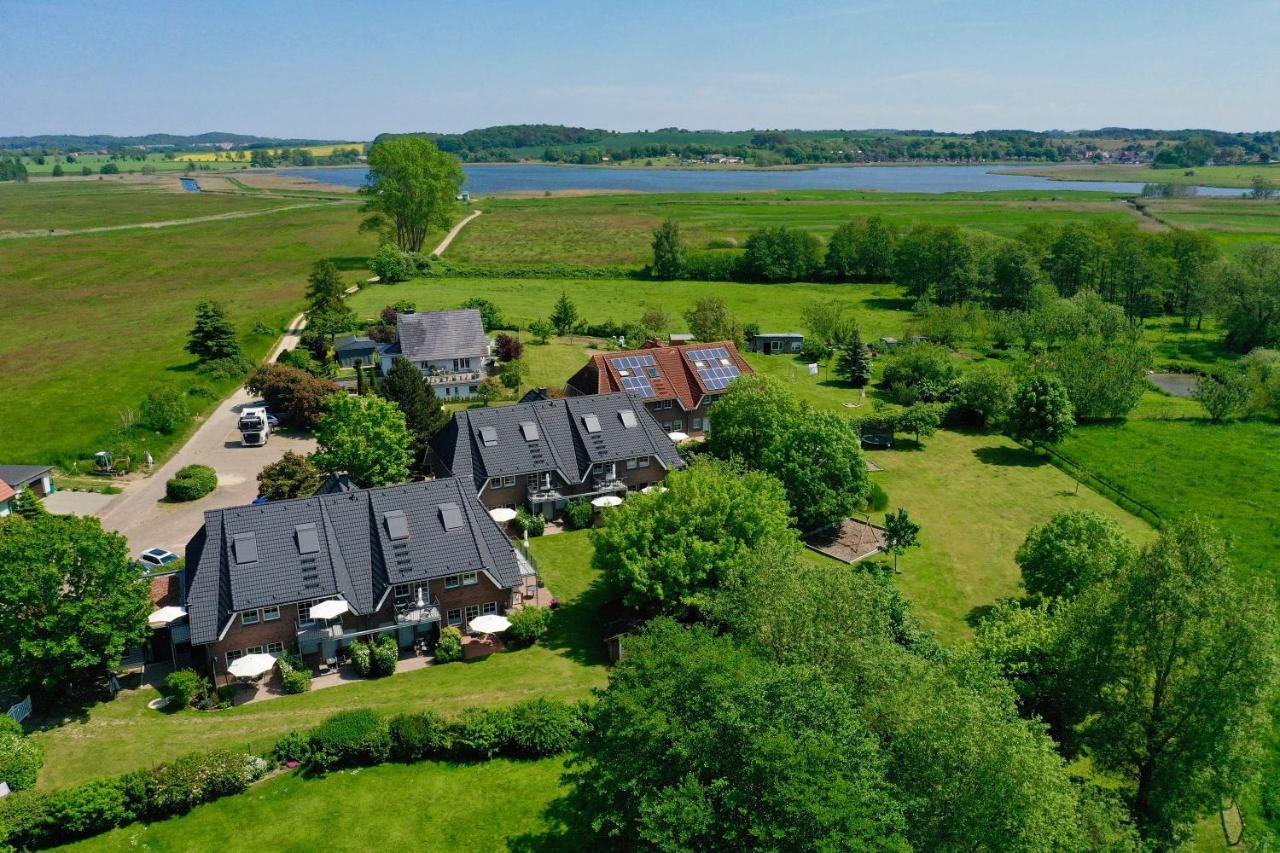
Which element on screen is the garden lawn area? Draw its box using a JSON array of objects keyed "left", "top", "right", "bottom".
[
  {"left": 66, "top": 758, "right": 571, "bottom": 852},
  {"left": 31, "top": 532, "right": 606, "bottom": 789},
  {"left": 0, "top": 196, "right": 378, "bottom": 467},
  {"left": 451, "top": 190, "right": 1138, "bottom": 265},
  {"left": 1057, "top": 392, "right": 1280, "bottom": 583},
  {"left": 0, "top": 180, "right": 311, "bottom": 233},
  {"left": 349, "top": 278, "right": 910, "bottom": 344},
  {"left": 866, "top": 430, "right": 1152, "bottom": 641}
]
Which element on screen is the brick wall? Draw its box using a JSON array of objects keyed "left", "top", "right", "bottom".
[
  {"left": 429, "top": 573, "right": 514, "bottom": 625},
  {"left": 211, "top": 605, "right": 301, "bottom": 668}
]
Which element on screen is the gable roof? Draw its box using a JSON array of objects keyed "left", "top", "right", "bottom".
[
  {"left": 183, "top": 477, "right": 520, "bottom": 646},
  {"left": 432, "top": 392, "right": 684, "bottom": 493},
  {"left": 565, "top": 341, "right": 753, "bottom": 412},
  {"left": 395, "top": 309, "right": 489, "bottom": 362},
  {"left": 0, "top": 480, "right": 14, "bottom": 504},
  {"left": 0, "top": 465, "right": 52, "bottom": 488}
]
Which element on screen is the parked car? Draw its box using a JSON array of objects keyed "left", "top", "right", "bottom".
[{"left": 138, "top": 547, "right": 179, "bottom": 574}]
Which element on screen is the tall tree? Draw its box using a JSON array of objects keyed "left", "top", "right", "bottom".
[
  {"left": 1016, "top": 509, "right": 1136, "bottom": 601},
  {"left": 245, "top": 363, "right": 341, "bottom": 429},
  {"left": 305, "top": 259, "right": 349, "bottom": 315},
  {"left": 1060, "top": 519, "right": 1278, "bottom": 845},
  {"left": 0, "top": 514, "right": 151, "bottom": 694},
  {"left": 706, "top": 374, "right": 805, "bottom": 469},
  {"left": 359, "top": 136, "right": 464, "bottom": 253},
  {"left": 185, "top": 300, "right": 243, "bottom": 363},
  {"left": 256, "top": 451, "right": 324, "bottom": 500},
  {"left": 1167, "top": 229, "right": 1220, "bottom": 329},
  {"left": 762, "top": 409, "right": 870, "bottom": 531},
  {"left": 682, "top": 296, "right": 742, "bottom": 345},
  {"left": 380, "top": 356, "right": 449, "bottom": 467},
  {"left": 1008, "top": 374, "right": 1075, "bottom": 450},
  {"left": 835, "top": 327, "right": 873, "bottom": 387},
  {"left": 311, "top": 393, "right": 412, "bottom": 487},
  {"left": 650, "top": 218, "right": 685, "bottom": 279},
  {"left": 1214, "top": 242, "right": 1280, "bottom": 353}
]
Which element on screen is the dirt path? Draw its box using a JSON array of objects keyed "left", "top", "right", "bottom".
[
  {"left": 0, "top": 201, "right": 354, "bottom": 240},
  {"left": 97, "top": 312, "right": 315, "bottom": 556},
  {"left": 431, "top": 209, "right": 481, "bottom": 256}
]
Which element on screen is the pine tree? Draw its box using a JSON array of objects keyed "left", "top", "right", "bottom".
[
  {"left": 305, "top": 259, "right": 347, "bottom": 314},
  {"left": 549, "top": 292, "right": 580, "bottom": 335},
  {"left": 185, "top": 300, "right": 243, "bottom": 363},
  {"left": 13, "top": 489, "right": 47, "bottom": 520},
  {"left": 836, "top": 328, "right": 873, "bottom": 387},
  {"left": 380, "top": 357, "right": 448, "bottom": 469}
]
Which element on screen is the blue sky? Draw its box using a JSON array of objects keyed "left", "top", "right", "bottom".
[{"left": 2, "top": 0, "right": 1278, "bottom": 137}]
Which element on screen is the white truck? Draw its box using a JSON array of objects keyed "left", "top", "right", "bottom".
[{"left": 238, "top": 406, "right": 272, "bottom": 447}]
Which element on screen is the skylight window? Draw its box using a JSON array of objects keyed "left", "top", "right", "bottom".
[
  {"left": 619, "top": 409, "right": 638, "bottom": 428},
  {"left": 384, "top": 510, "right": 410, "bottom": 541},
  {"left": 520, "top": 421, "right": 539, "bottom": 441},
  {"left": 295, "top": 523, "right": 319, "bottom": 555},
  {"left": 618, "top": 369, "right": 631, "bottom": 377},
  {"left": 233, "top": 532, "right": 258, "bottom": 564},
  {"left": 439, "top": 502, "right": 464, "bottom": 531},
  {"left": 582, "top": 413, "right": 601, "bottom": 433},
  {"left": 479, "top": 425, "right": 498, "bottom": 447}
]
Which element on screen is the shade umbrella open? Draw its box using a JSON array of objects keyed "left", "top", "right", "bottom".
[
  {"left": 309, "top": 598, "right": 349, "bottom": 621},
  {"left": 147, "top": 606, "right": 187, "bottom": 628},
  {"left": 489, "top": 507, "right": 517, "bottom": 523},
  {"left": 469, "top": 614, "right": 512, "bottom": 635},
  {"left": 667, "top": 431, "right": 689, "bottom": 443},
  {"left": 592, "top": 495, "right": 623, "bottom": 508},
  {"left": 227, "top": 653, "right": 276, "bottom": 679}
]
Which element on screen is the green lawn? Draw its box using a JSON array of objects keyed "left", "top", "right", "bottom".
[
  {"left": 451, "top": 190, "right": 1139, "bottom": 265},
  {"left": 20, "top": 154, "right": 251, "bottom": 175},
  {"left": 0, "top": 180, "right": 312, "bottom": 233},
  {"left": 1008, "top": 163, "right": 1280, "bottom": 190},
  {"left": 32, "top": 530, "right": 606, "bottom": 789},
  {"left": 66, "top": 758, "right": 571, "bottom": 852}
]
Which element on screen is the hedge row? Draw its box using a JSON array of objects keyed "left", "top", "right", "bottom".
[
  {"left": 164, "top": 464, "right": 217, "bottom": 502},
  {"left": 428, "top": 260, "right": 640, "bottom": 280},
  {"left": 0, "top": 750, "right": 268, "bottom": 850},
  {"left": 274, "top": 698, "right": 589, "bottom": 773}
]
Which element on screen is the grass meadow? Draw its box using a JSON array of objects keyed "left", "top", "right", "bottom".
[{"left": 1007, "top": 162, "right": 1280, "bottom": 189}]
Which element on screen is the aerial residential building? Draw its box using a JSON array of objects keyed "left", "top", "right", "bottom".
[
  {"left": 378, "top": 309, "right": 493, "bottom": 400},
  {"left": 564, "top": 340, "right": 753, "bottom": 438},
  {"left": 0, "top": 464, "right": 54, "bottom": 516},
  {"left": 183, "top": 477, "right": 535, "bottom": 680},
  {"left": 429, "top": 392, "right": 685, "bottom": 518}
]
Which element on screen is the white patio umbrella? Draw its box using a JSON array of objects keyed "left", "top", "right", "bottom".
[
  {"left": 147, "top": 606, "right": 187, "bottom": 628},
  {"left": 469, "top": 613, "right": 512, "bottom": 635},
  {"left": 667, "top": 431, "right": 689, "bottom": 442},
  {"left": 489, "top": 507, "right": 518, "bottom": 523},
  {"left": 592, "top": 495, "right": 623, "bottom": 508},
  {"left": 227, "top": 653, "right": 276, "bottom": 679},
  {"left": 640, "top": 485, "right": 668, "bottom": 495},
  {"left": 309, "top": 598, "right": 349, "bottom": 621}
]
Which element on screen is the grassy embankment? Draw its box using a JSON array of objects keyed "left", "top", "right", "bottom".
[{"left": 1007, "top": 162, "right": 1280, "bottom": 189}]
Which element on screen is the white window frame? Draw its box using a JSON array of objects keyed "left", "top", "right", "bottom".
[
  {"left": 444, "top": 575, "right": 460, "bottom": 589},
  {"left": 247, "top": 645, "right": 265, "bottom": 655},
  {"left": 481, "top": 601, "right": 498, "bottom": 616},
  {"left": 261, "top": 606, "right": 280, "bottom": 623},
  {"left": 447, "top": 608, "right": 462, "bottom": 627},
  {"left": 241, "top": 610, "right": 259, "bottom": 626},
  {"left": 626, "top": 458, "right": 638, "bottom": 470},
  {"left": 265, "top": 641, "right": 284, "bottom": 655},
  {"left": 502, "top": 475, "right": 516, "bottom": 488},
  {"left": 461, "top": 571, "right": 478, "bottom": 587},
  {"left": 394, "top": 584, "right": 413, "bottom": 607},
  {"left": 297, "top": 598, "right": 328, "bottom": 627},
  {"left": 637, "top": 456, "right": 650, "bottom": 468},
  {"left": 464, "top": 604, "right": 481, "bottom": 626}
]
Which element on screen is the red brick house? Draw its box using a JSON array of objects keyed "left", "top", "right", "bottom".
[{"left": 564, "top": 341, "right": 753, "bottom": 438}]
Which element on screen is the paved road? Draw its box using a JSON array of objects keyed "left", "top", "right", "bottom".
[{"left": 98, "top": 313, "right": 315, "bottom": 558}]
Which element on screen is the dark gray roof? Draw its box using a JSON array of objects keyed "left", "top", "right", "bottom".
[
  {"left": 334, "top": 335, "right": 376, "bottom": 352},
  {"left": 0, "top": 464, "right": 52, "bottom": 487},
  {"left": 184, "top": 477, "right": 521, "bottom": 645},
  {"left": 396, "top": 309, "right": 489, "bottom": 362},
  {"left": 432, "top": 392, "right": 685, "bottom": 493}
]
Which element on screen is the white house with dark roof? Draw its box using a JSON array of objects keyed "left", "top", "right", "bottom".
[
  {"left": 429, "top": 391, "right": 685, "bottom": 518},
  {"left": 379, "top": 309, "right": 493, "bottom": 400},
  {"left": 183, "top": 477, "right": 537, "bottom": 681}
]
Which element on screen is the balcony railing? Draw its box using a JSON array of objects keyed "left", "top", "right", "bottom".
[
  {"left": 296, "top": 620, "right": 343, "bottom": 645},
  {"left": 425, "top": 370, "right": 483, "bottom": 385}
]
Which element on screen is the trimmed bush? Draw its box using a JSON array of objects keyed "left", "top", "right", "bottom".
[
  {"left": 388, "top": 711, "right": 452, "bottom": 762},
  {"left": 163, "top": 669, "right": 203, "bottom": 709},
  {"left": 349, "top": 641, "right": 372, "bottom": 677},
  {"left": 145, "top": 750, "right": 268, "bottom": 818},
  {"left": 42, "top": 777, "right": 139, "bottom": 845},
  {"left": 164, "top": 464, "right": 217, "bottom": 502},
  {"left": 434, "top": 626, "right": 464, "bottom": 663},
  {"left": 370, "top": 635, "right": 398, "bottom": 677},
  {"left": 0, "top": 789, "right": 51, "bottom": 849},
  {"left": 0, "top": 715, "right": 22, "bottom": 737},
  {"left": 509, "top": 698, "right": 585, "bottom": 757},
  {"left": 448, "top": 707, "right": 514, "bottom": 760},
  {"left": 272, "top": 730, "right": 312, "bottom": 765},
  {"left": 564, "top": 500, "right": 595, "bottom": 530},
  {"left": 308, "top": 710, "right": 391, "bottom": 772},
  {"left": 0, "top": 731, "right": 44, "bottom": 790},
  {"left": 504, "top": 606, "right": 552, "bottom": 648},
  {"left": 514, "top": 508, "right": 545, "bottom": 537}
]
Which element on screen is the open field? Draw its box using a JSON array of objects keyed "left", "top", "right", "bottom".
[
  {"left": 176, "top": 143, "right": 365, "bottom": 162},
  {"left": 18, "top": 154, "right": 250, "bottom": 175},
  {"left": 30, "top": 532, "right": 605, "bottom": 789},
  {"left": 0, "top": 194, "right": 377, "bottom": 467},
  {"left": 0, "top": 180, "right": 307, "bottom": 233},
  {"left": 1008, "top": 162, "right": 1280, "bottom": 189},
  {"left": 1139, "top": 197, "right": 1280, "bottom": 249},
  {"left": 67, "top": 758, "right": 570, "bottom": 852},
  {"left": 450, "top": 190, "right": 1139, "bottom": 265},
  {"left": 1057, "top": 392, "right": 1280, "bottom": 581}
]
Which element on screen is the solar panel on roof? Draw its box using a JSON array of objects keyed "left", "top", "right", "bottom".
[
  {"left": 582, "top": 413, "right": 601, "bottom": 433},
  {"left": 384, "top": 510, "right": 410, "bottom": 541},
  {"left": 619, "top": 409, "right": 638, "bottom": 428},
  {"left": 439, "top": 502, "right": 464, "bottom": 531},
  {"left": 479, "top": 426, "right": 498, "bottom": 447},
  {"left": 520, "top": 421, "right": 539, "bottom": 441},
  {"left": 620, "top": 376, "right": 656, "bottom": 398},
  {"left": 295, "top": 523, "right": 319, "bottom": 555},
  {"left": 687, "top": 346, "right": 740, "bottom": 390},
  {"left": 233, "top": 532, "right": 258, "bottom": 564}
]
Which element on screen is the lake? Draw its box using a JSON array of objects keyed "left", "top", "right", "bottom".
[{"left": 276, "top": 163, "right": 1248, "bottom": 196}]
